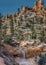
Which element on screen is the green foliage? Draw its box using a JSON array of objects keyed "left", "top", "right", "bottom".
[{"left": 0, "top": 13, "right": 3, "bottom": 43}]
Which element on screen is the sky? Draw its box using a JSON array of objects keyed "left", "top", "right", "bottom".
[{"left": 0, "top": 0, "right": 46, "bottom": 16}]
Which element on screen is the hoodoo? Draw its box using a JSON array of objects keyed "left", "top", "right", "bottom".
[{"left": 34, "top": 0, "right": 44, "bottom": 11}]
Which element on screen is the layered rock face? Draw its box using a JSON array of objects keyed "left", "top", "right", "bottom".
[{"left": 0, "top": 43, "right": 46, "bottom": 65}]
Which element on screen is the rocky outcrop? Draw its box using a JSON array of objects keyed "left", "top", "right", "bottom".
[
  {"left": 0, "top": 43, "right": 46, "bottom": 57},
  {"left": 0, "top": 44, "right": 17, "bottom": 65},
  {"left": 0, "top": 43, "right": 46, "bottom": 65}
]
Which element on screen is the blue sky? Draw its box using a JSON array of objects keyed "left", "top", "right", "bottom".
[{"left": 0, "top": 0, "right": 46, "bottom": 16}]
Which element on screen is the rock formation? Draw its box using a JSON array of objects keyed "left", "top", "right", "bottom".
[{"left": 0, "top": 0, "right": 46, "bottom": 65}]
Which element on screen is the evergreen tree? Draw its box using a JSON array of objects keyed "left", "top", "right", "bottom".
[
  {"left": 9, "top": 15, "right": 14, "bottom": 36},
  {"left": 0, "top": 13, "right": 3, "bottom": 43}
]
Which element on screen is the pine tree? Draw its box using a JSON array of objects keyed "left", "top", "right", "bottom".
[
  {"left": 9, "top": 15, "right": 14, "bottom": 36},
  {"left": 0, "top": 13, "right": 3, "bottom": 43}
]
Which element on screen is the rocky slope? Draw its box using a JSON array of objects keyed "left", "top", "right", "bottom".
[
  {"left": 0, "top": 0, "right": 46, "bottom": 65},
  {"left": 1, "top": 0, "right": 46, "bottom": 43}
]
